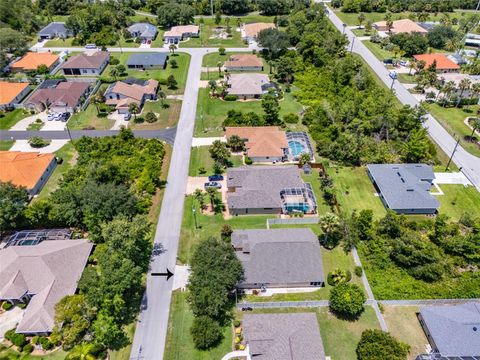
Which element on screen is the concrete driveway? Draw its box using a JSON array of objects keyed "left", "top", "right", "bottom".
[
  {"left": 10, "top": 139, "right": 69, "bottom": 153},
  {"left": 191, "top": 136, "right": 226, "bottom": 146},
  {"left": 10, "top": 112, "right": 48, "bottom": 131},
  {"left": 0, "top": 307, "right": 24, "bottom": 340},
  {"left": 108, "top": 111, "right": 129, "bottom": 130}
]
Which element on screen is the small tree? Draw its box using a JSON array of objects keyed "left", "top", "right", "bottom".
[
  {"left": 319, "top": 213, "right": 340, "bottom": 245},
  {"left": 329, "top": 283, "right": 366, "bottom": 319},
  {"left": 217, "top": 61, "right": 223, "bottom": 76},
  {"left": 158, "top": 90, "right": 167, "bottom": 107},
  {"left": 206, "top": 186, "right": 218, "bottom": 211},
  {"left": 128, "top": 102, "right": 140, "bottom": 120},
  {"left": 169, "top": 44, "right": 177, "bottom": 54},
  {"left": 357, "top": 13, "right": 366, "bottom": 28},
  {"left": 109, "top": 66, "right": 118, "bottom": 80},
  {"left": 36, "top": 64, "right": 50, "bottom": 75},
  {"left": 170, "top": 59, "right": 178, "bottom": 68},
  {"left": 28, "top": 136, "right": 50, "bottom": 148},
  {"left": 221, "top": 224, "right": 233, "bottom": 242},
  {"left": 226, "top": 135, "right": 245, "bottom": 152},
  {"left": 218, "top": 47, "right": 226, "bottom": 55},
  {"left": 167, "top": 75, "right": 178, "bottom": 89},
  {"left": 194, "top": 189, "right": 206, "bottom": 210},
  {"left": 469, "top": 117, "right": 480, "bottom": 139},
  {"left": 208, "top": 79, "right": 217, "bottom": 96},
  {"left": 209, "top": 140, "right": 231, "bottom": 166},
  {"left": 298, "top": 153, "right": 311, "bottom": 166},
  {"left": 116, "top": 64, "right": 126, "bottom": 76},
  {"left": 191, "top": 316, "right": 223, "bottom": 350},
  {"left": 356, "top": 329, "right": 410, "bottom": 360},
  {"left": 145, "top": 112, "right": 157, "bottom": 123}
]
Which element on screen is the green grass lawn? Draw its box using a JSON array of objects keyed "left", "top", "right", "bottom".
[
  {"left": 189, "top": 145, "right": 243, "bottom": 176},
  {"left": 163, "top": 291, "right": 233, "bottom": 360},
  {"left": 105, "top": 52, "right": 190, "bottom": 94},
  {"left": 44, "top": 34, "right": 141, "bottom": 48},
  {"left": 363, "top": 40, "right": 408, "bottom": 62},
  {"left": 397, "top": 72, "right": 416, "bottom": 84},
  {"left": 129, "top": 99, "right": 182, "bottom": 130},
  {"left": 0, "top": 346, "right": 68, "bottom": 359},
  {"left": 195, "top": 88, "right": 304, "bottom": 136},
  {"left": 0, "top": 140, "right": 15, "bottom": 150},
  {"left": 68, "top": 103, "right": 114, "bottom": 130},
  {"left": 424, "top": 103, "right": 480, "bottom": 157},
  {"left": 0, "top": 109, "right": 31, "bottom": 130},
  {"left": 328, "top": 166, "right": 387, "bottom": 219},
  {"left": 301, "top": 170, "right": 335, "bottom": 216},
  {"left": 436, "top": 184, "right": 480, "bottom": 221}
]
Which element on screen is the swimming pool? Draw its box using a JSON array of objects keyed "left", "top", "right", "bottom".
[{"left": 288, "top": 140, "right": 306, "bottom": 157}]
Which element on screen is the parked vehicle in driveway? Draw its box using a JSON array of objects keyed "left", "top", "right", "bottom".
[
  {"left": 60, "top": 112, "right": 71, "bottom": 122},
  {"left": 85, "top": 44, "right": 97, "bottom": 49},
  {"left": 204, "top": 182, "right": 221, "bottom": 189},
  {"left": 208, "top": 175, "right": 224, "bottom": 182},
  {"left": 383, "top": 58, "right": 393, "bottom": 64},
  {"left": 123, "top": 112, "right": 131, "bottom": 121}
]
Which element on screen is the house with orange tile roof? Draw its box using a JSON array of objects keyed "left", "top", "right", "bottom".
[
  {"left": 0, "top": 151, "right": 56, "bottom": 195},
  {"left": 104, "top": 78, "right": 158, "bottom": 114},
  {"left": 9, "top": 52, "right": 59, "bottom": 73},
  {"left": 413, "top": 54, "right": 460, "bottom": 73},
  {"left": 224, "top": 54, "right": 264, "bottom": 72},
  {"left": 225, "top": 127, "right": 289, "bottom": 163},
  {"left": 373, "top": 19, "right": 428, "bottom": 35},
  {"left": 242, "top": 23, "right": 275, "bottom": 42},
  {"left": 0, "top": 82, "right": 30, "bottom": 110}
]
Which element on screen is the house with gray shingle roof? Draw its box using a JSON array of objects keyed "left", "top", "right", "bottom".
[
  {"left": 38, "top": 22, "right": 71, "bottom": 40},
  {"left": 367, "top": 164, "right": 440, "bottom": 214},
  {"left": 418, "top": 303, "right": 480, "bottom": 358},
  {"left": 233, "top": 228, "right": 324, "bottom": 289},
  {"left": 127, "top": 23, "right": 157, "bottom": 41},
  {"left": 226, "top": 166, "right": 317, "bottom": 215},
  {"left": 127, "top": 53, "right": 168, "bottom": 70},
  {"left": 242, "top": 313, "right": 326, "bottom": 360}
]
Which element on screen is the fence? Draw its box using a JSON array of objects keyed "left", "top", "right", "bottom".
[
  {"left": 81, "top": 79, "right": 102, "bottom": 111},
  {"left": 237, "top": 299, "right": 376, "bottom": 309},
  {"left": 266, "top": 217, "right": 319, "bottom": 228},
  {"left": 379, "top": 299, "right": 480, "bottom": 306}
]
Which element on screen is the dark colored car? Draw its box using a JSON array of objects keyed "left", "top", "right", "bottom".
[
  {"left": 208, "top": 175, "right": 224, "bottom": 182},
  {"left": 60, "top": 112, "right": 71, "bottom": 122}
]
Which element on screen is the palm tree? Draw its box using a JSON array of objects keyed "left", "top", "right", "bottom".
[
  {"left": 128, "top": 102, "right": 140, "bottom": 120},
  {"left": 158, "top": 90, "right": 166, "bottom": 107},
  {"left": 65, "top": 343, "right": 97, "bottom": 360},
  {"left": 193, "top": 189, "right": 206, "bottom": 210},
  {"left": 109, "top": 66, "right": 118, "bottom": 80},
  {"left": 408, "top": 61, "right": 416, "bottom": 76},
  {"left": 208, "top": 79, "right": 217, "bottom": 96},
  {"left": 469, "top": 83, "right": 480, "bottom": 107},
  {"left": 227, "top": 135, "right": 245, "bottom": 152},
  {"left": 357, "top": 13, "right": 366, "bottom": 28},
  {"left": 169, "top": 44, "right": 177, "bottom": 54},
  {"left": 217, "top": 61, "right": 222, "bottom": 76},
  {"left": 319, "top": 213, "right": 340, "bottom": 244},
  {"left": 206, "top": 187, "right": 217, "bottom": 211},
  {"left": 445, "top": 38, "right": 459, "bottom": 52},
  {"left": 91, "top": 93, "right": 104, "bottom": 115},
  {"left": 468, "top": 117, "right": 480, "bottom": 139},
  {"left": 442, "top": 81, "right": 456, "bottom": 107},
  {"left": 456, "top": 78, "right": 472, "bottom": 107},
  {"left": 386, "top": 19, "right": 394, "bottom": 33}
]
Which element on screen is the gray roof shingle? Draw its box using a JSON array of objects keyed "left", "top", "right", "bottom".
[
  {"left": 420, "top": 302, "right": 480, "bottom": 357},
  {"left": 38, "top": 22, "right": 70, "bottom": 37},
  {"left": 367, "top": 163, "right": 439, "bottom": 211},
  {"left": 126, "top": 53, "right": 168, "bottom": 67},
  {"left": 127, "top": 23, "right": 157, "bottom": 38},
  {"left": 243, "top": 313, "right": 326, "bottom": 360},
  {"left": 233, "top": 228, "right": 324, "bottom": 286}
]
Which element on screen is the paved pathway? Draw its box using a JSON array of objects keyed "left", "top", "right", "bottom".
[
  {"left": 191, "top": 136, "right": 226, "bottom": 146},
  {"left": 10, "top": 139, "right": 69, "bottom": 153}
]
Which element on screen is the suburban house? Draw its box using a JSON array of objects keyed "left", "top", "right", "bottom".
[
  {"left": 242, "top": 313, "right": 326, "bottom": 360},
  {"left": 226, "top": 166, "right": 317, "bottom": 215},
  {"left": 25, "top": 79, "right": 92, "bottom": 113},
  {"left": 104, "top": 78, "right": 158, "bottom": 114},
  {"left": 0, "top": 81, "right": 30, "bottom": 110},
  {"left": 367, "top": 163, "right": 440, "bottom": 215},
  {"left": 0, "top": 239, "right": 93, "bottom": 334},
  {"left": 465, "top": 33, "right": 480, "bottom": 47},
  {"left": 61, "top": 51, "right": 110, "bottom": 76},
  {"left": 163, "top": 25, "right": 200, "bottom": 44},
  {"left": 373, "top": 19, "right": 428, "bottom": 34},
  {"left": 127, "top": 22, "right": 157, "bottom": 41},
  {"left": 225, "top": 126, "right": 288, "bottom": 163},
  {"left": 9, "top": 52, "right": 59, "bottom": 73},
  {"left": 224, "top": 54, "right": 264, "bottom": 72},
  {"left": 413, "top": 54, "right": 460, "bottom": 73},
  {"left": 0, "top": 151, "right": 56, "bottom": 195},
  {"left": 233, "top": 228, "right": 324, "bottom": 289},
  {"left": 227, "top": 73, "right": 275, "bottom": 99},
  {"left": 38, "top": 22, "right": 71, "bottom": 40},
  {"left": 418, "top": 302, "right": 480, "bottom": 358},
  {"left": 126, "top": 53, "right": 168, "bottom": 70},
  {"left": 242, "top": 22, "right": 275, "bottom": 42}
]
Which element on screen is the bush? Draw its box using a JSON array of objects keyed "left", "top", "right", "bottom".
[
  {"left": 4, "top": 328, "right": 16, "bottom": 341},
  {"left": 2, "top": 301, "right": 13, "bottom": 310},
  {"left": 327, "top": 269, "right": 351, "bottom": 286},
  {"left": 170, "top": 59, "right": 178, "bottom": 68},
  {"left": 145, "top": 112, "right": 157, "bottom": 123},
  {"left": 219, "top": 47, "right": 226, "bottom": 55},
  {"left": 283, "top": 113, "right": 299, "bottom": 124},
  {"left": 190, "top": 316, "right": 223, "bottom": 350},
  {"left": 221, "top": 224, "right": 233, "bottom": 242},
  {"left": 18, "top": 303, "right": 27, "bottom": 309},
  {"left": 356, "top": 329, "right": 410, "bottom": 360},
  {"left": 49, "top": 333, "right": 62, "bottom": 347},
  {"left": 329, "top": 283, "right": 366, "bottom": 319},
  {"left": 109, "top": 56, "right": 120, "bottom": 65},
  {"left": 233, "top": 320, "right": 241, "bottom": 327},
  {"left": 355, "top": 266, "right": 363, "bottom": 277},
  {"left": 99, "top": 76, "right": 116, "bottom": 83},
  {"left": 224, "top": 94, "right": 238, "bottom": 101},
  {"left": 11, "top": 333, "right": 27, "bottom": 348},
  {"left": 23, "top": 343, "right": 34, "bottom": 354},
  {"left": 244, "top": 156, "right": 252, "bottom": 165},
  {"left": 40, "top": 337, "right": 53, "bottom": 350},
  {"left": 28, "top": 136, "right": 51, "bottom": 148},
  {"left": 31, "top": 336, "right": 39, "bottom": 345},
  {"left": 198, "top": 166, "right": 206, "bottom": 174},
  {"left": 133, "top": 116, "right": 144, "bottom": 124}
]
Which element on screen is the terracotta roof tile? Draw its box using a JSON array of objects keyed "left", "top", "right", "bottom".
[
  {"left": 224, "top": 54, "right": 263, "bottom": 69},
  {"left": 10, "top": 52, "right": 59, "bottom": 71},
  {"left": 225, "top": 126, "right": 288, "bottom": 157},
  {"left": 0, "top": 82, "right": 29, "bottom": 105},
  {"left": 244, "top": 23, "right": 275, "bottom": 38},
  {"left": 413, "top": 54, "right": 460, "bottom": 70}
]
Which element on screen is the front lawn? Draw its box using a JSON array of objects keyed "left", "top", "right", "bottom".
[
  {"left": 436, "top": 184, "right": 480, "bottom": 221},
  {"left": 68, "top": 103, "right": 114, "bottom": 130},
  {"left": 163, "top": 291, "right": 233, "bottom": 360},
  {"left": 129, "top": 99, "right": 182, "bottom": 130},
  {"left": 0, "top": 140, "right": 15, "bottom": 150},
  {"left": 189, "top": 145, "right": 243, "bottom": 176},
  {"left": 44, "top": 35, "right": 140, "bottom": 48},
  {"left": 424, "top": 103, "right": 480, "bottom": 157},
  {"left": 0, "top": 346, "right": 68, "bottom": 359},
  {"left": 0, "top": 108, "right": 31, "bottom": 130},
  {"left": 363, "top": 40, "right": 407, "bottom": 62}
]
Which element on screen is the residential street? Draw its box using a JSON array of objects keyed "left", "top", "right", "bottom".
[{"left": 326, "top": 7, "right": 480, "bottom": 191}]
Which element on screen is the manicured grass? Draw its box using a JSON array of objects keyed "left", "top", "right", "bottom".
[
  {"left": 179, "top": 196, "right": 270, "bottom": 264},
  {"left": 188, "top": 145, "right": 243, "bottom": 176},
  {"left": 163, "top": 291, "right": 233, "bottom": 360},
  {"left": 68, "top": 104, "right": 114, "bottom": 130},
  {"left": 363, "top": 40, "right": 407, "bottom": 62},
  {"left": 382, "top": 306, "right": 428, "bottom": 360},
  {"left": 27, "top": 120, "right": 44, "bottom": 131},
  {"left": 130, "top": 100, "right": 182, "bottom": 130},
  {"left": 0, "top": 140, "right": 15, "bottom": 150},
  {"left": 436, "top": 184, "right": 480, "bottom": 221},
  {"left": 194, "top": 88, "right": 304, "bottom": 136},
  {"left": 0, "top": 109, "right": 31, "bottom": 130},
  {"left": 301, "top": 170, "right": 336, "bottom": 216},
  {"left": 35, "top": 142, "right": 77, "bottom": 201},
  {"left": 105, "top": 52, "right": 191, "bottom": 94},
  {"left": 328, "top": 166, "right": 387, "bottom": 219},
  {"left": 0, "top": 347, "right": 68, "bottom": 359},
  {"left": 44, "top": 35, "right": 141, "bottom": 48},
  {"left": 424, "top": 103, "right": 480, "bottom": 157},
  {"left": 397, "top": 72, "right": 416, "bottom": 84}
]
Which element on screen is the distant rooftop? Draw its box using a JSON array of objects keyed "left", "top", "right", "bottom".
[
  {"left": 127, "top": 52, "right": 168, "bottom": 66},
  {"left": 38, "top": 22, "right": 70, "bottom": 37}
]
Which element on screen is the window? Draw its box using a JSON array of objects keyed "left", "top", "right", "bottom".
[{"left": 82, "top": 69, "right": 87, "bottom": 74}]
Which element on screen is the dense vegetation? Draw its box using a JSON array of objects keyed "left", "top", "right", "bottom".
[
  {"left": 332, "top": 0, "right": 480, "bottom": 13},
  {"left": 356, "top": 330, "right": 410, "bottom": 360}
]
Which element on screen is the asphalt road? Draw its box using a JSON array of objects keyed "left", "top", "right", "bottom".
[{"left": 326, "top": 7, "right": 480, "bottom": 191}]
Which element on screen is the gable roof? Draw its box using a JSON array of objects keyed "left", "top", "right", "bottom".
[
  {"left": 232, "top": 228, "right": 324, "bottom": 285},
  {"left": 104, "top": 79, "right": 158, "bottom": 109},
  {"left": 244, "top": 23, "right": 275, "bottom": 38},
  {"left": 413, "top": 54, "right": 460, "bottom": 70},
  {"left": 224, "top": 54, "right": 263, "bottom": 69},
  {"left": 367, "top": 164, "right": 439, "bottom": 211},
  {"left": 228, "top": 73, "right": 273, "bottom": 96},
  {"left": 38, "top": 22, "right": 69, "bottom": 37},
  {"left": 126, "top": 53, "right": 168, "bottom": 66},
  {"left": 164, "top": 25, "right": 199, "bottom": 37},
  {"left": 127, "top": 23, "right": 157, "bottom": 37},
  {"left": 0, "top": 82, "right": 29, "bottom": 105},
  {"left": 227, "top": 166, "right": 304, "bottom": 209},
  {"left": 0, "top": 151, "right": 55, "bottom": 190},
  {"left": 27, "top": 81, "right": 90, "bottom": 110},
  {"left": 61, "top": 51, "right": 109, "bottom": 70},
  {"left": 243, "top": 313, "right": 326, "bottom": 360},
  {"left": 0, "top": 240, "right": 93, "bottom": 333},
  {"left": 420, "top": 303, "right": 480, "bottom": 357},
  {"left": 10, "top": 52, "right": 59, "bottom": 71},
  {"left": 373, "top": 19, "right": 428, "bottom": 34},
  {"left": 225, "top": 126, "right": 288, "bottom": 157}
]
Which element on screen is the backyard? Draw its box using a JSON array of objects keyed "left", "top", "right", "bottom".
[
  {"left": 435, "top": 183, "right": 480, "bottom": 220},
  {"left": 0, "top": 109, "right": 32, "bottom": 130},
  {"left": 188, "top": 145, "right": 243, "bottom": 176}
]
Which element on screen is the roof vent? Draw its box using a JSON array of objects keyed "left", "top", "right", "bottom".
[
  {"left": 474, "top": 327, "right": 478, "bottom": 332},
  {"left": 407, "top": 188, "right": 414, "bottom": 192}
]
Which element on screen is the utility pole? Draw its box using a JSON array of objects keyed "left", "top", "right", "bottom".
[
  {"left": 66, "top": 123, "right": 73, "bottom": 142},
  {"left": 211, "top": 0, "right": 214, "bottom": 16},
  {"left": 390, "top": 77, "right": 396, "bottom": 90},
  {"left": 445, "top": 135, "right": 460, "bottom": 171},
  {"left": 192, "top": 205, "right": 198, "bottom": 229},
  {"left": 350, "top": 36, "right": 355, "bottom": 53}
]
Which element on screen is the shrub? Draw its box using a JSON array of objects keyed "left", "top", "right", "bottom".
[
  {"left": 11, "top": 333, "right": 28, "bottom": 348},
  {"left": 109, "top": 56, "right": 120, "bottom": 65},
  {"left": 221, "top": 224, "right": 233, "bottom": 242},
  {"left": 355, "top": 266, "right": 363, "bottom": 277},
  {"left": 28, "top": 136, "right": 51, "bottom": 148},
  {"left": 233, "top": 320, "right": 241, "bottom": 327},
  {"left": 31, "top": 336, "right": 39, "bottom": 345},
  {"left": 170, "top": 59, "right": 178, "bottom": 68},
  {"left": 145, "top": 112, "right": 157, "bottom": 123},
  {"left": 329, "top": 283, "right": 366, "bottom": 319},
  {"left": 35, "top": 118, "right": 43, "bottom": 123},
  {"left": 23, "top": 343, "right": 34, "bottom": 354},
  {"left": 18, "top": 303, "right": 26, "bottom": 309},
  {"left": 244, "top": 156, "right": 252, "bottom": 165},
  {"left": 40, "top": 337, "right": 53, "bottom": 350},
  {"left": 49, "top": 333, "right": 62, "bottom": 346},
  {"left": 4, "top": 328, "right": 16, "bottom": 341},
  {"left": 190, "top": 316, "right": 223, "bottom": 350},
  {"left": 356, "top": 329, "right": 410, "bottom": 360},
  {"left": 224, "top": 94, "right": 238, "bottom": 101},
  {"left": 219, "top": 47, "right": 226, "bottom": 55},
  {"left": 2, "top": 301, "right": 13, "bottom": 310},
  {"left": 327, "top": 269, "right": 351, "bottom": 286},
  {"left": 198, "top": 166, "right": 206, "bottom": 174},
  {"left": 283, "top": 113, "right": 299, "bottom": 124},
  {"left": 133, "top": 116, "right": 144, "bottom": 124}
]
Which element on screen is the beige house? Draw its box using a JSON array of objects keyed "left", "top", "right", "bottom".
[
  {"left": 224, "top": 54, "right": 264, "bottom": 72},
  {"left": 104, "top": 78, "right": 158, "bottom": 114},
  {"left": 373, "top": 19, "right": 428, "bottom": 34},
  {"left": 227, "top": 73, "right": 275, "bottom": 99},
  {"left": 242, "top": 23, "right": 275, "bottom": 42},
  {"left": 163, "top": 25, "right": 200, "bottom": 44}
]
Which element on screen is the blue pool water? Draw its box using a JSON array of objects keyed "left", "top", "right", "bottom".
[
  {"left": 285, "top": 204, "right": 310, "bottom": 213},
  {"left": 288, "top": 140, "right": 306, "bottom": 157}
]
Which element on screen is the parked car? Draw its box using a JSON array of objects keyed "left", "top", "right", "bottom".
[
  {"left": 204, "top": 182, "right": 221, "bottom": 189},
  {"left": 123, "top": 112, "right": 131, "bottom": 121},
  {"left": 85, "top": 44, "right": 96, "bottom": 49},
  {"left": 47, "top": 113, "right": 56, "bottom": 121},
  {"left": 208, "top": 175, "right": 224, "bottom": 182},
  {"left": 389, "top": 71, "right": 398, "bottom": 80},
  {"left": 399, "top": 60, "right": 408, "bottom": 67},
  {"left": 60, "top": 112, "right": 71, "bottom": 122},
  {"left": 383, "top": 58, "right": 393, "bottom": 64}
]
